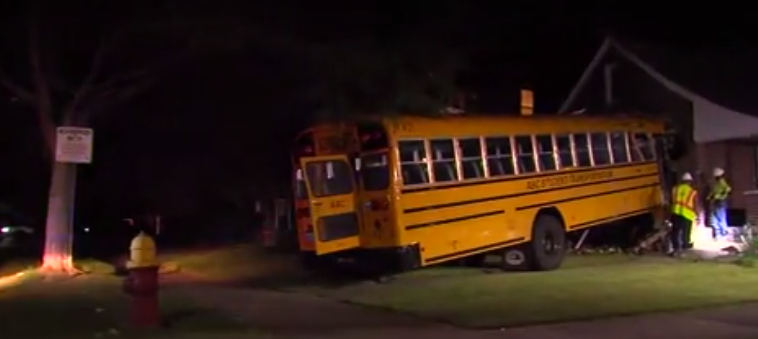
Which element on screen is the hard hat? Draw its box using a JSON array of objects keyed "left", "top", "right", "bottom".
[
  {"left": 713, "top": 167, "right": 725, "bottom": 177},
  {"left": 681, "top": 172, "right": 693, "bottom": 181}
]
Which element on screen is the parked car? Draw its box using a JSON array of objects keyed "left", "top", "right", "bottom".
[{"left": 0, "top": 220, "right": 37, "bottom": 251}]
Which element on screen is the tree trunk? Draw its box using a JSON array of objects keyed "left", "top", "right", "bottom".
[{"left": 40, "top": 160, "right": 78, "bottom": 273}]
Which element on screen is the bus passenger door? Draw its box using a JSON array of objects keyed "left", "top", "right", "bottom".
[{"left": 299, "top": 155, "right": 361, "bottom": 255}]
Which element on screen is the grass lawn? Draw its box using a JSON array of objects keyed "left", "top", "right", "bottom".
[
  {"left": 0, "top": 256, "right": 37, "bottom": 277},
  {"left": 164, "top": 245, "right": 302, "bottom": 283},
  {"left": 294, "top": 254, "right": 758, "bottom": 328},
  {"left": 0, "top": 275, "right": 268, "bottom": 338}
]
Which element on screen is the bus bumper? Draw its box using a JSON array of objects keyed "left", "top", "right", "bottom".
[{"left": 300, "top": 244, "right": 422, "bottom": 275}]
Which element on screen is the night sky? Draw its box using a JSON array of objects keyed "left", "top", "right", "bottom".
[{"left": 0, "top": 1, "right": 752, "bottom": 229}]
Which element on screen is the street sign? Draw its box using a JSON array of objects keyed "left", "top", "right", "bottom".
[{"left": 55, "top": 127, "right": 94, "bottom": 164}]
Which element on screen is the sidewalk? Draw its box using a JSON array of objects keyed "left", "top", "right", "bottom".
[
  {"left": 167, "top": 283, "right": 440, "bottom": 336},
  {"left": 279, "top": 306, "right": 758, "bottom": 339},
  {"left": 167, "top": 280, "right": 758, "bottom": 339},
  {"left": 499, "top": 305, "right": 758, "bottom": 339}
]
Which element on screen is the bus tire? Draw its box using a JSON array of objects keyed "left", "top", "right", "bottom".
[
  {"left": 500, "top": 214, "right": 567, "bottom": 271},
  {"left": 500, "top": 247, "right": 530, "bottom": 271},
  {"left": 529, "top": 214, "right": 567, "bottom": 271}
]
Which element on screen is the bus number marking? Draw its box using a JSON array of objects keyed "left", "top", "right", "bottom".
[
  {"left": 392, "top": 122, "right": 414, "bottom": 133},
  {"left": 330, "top": 200, "right": 346, "bottom": 208},
  {"left": 526, "top": 171, "right": 613, "bottom": 190}
]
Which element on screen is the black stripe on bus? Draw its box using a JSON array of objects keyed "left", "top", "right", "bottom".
[
  {"left": 401, "top": 161, "right": 656, "bottom": 194},
  {"left": 405, "top": 210, "right": 504, "bottom": 231},
  {"left": 424, "top": 237, "right": 527, "bottom": 264},
  {"left": 423, "top": 207, "right": 656, "bottom": 265},
  {"left": 403, "top": 173, "right": 659, "bottom": 214},
  {"left": 514, "top": 182, "right": 660, "bottom": 211},
  {"left": 567, "top": 208, "right": 655, "bottom": 230}
]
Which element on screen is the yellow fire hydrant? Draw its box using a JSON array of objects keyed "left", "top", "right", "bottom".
[
  {"left": 127, "top": 232, "right": 158, "bottom": 269},
  {"left": 122, "top": 231, "right": 161, "bottom": 328}
]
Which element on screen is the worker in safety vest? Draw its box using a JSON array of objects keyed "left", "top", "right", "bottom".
[
  {"left": 670, "top": 172, "right": 699, "bottom": 255},
  {"left": 707, "top": 167, "right": 732, "bottom": 239}
]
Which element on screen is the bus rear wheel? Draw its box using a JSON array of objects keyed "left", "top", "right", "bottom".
[{"left": 500, "top": 214, "right": 567, "bottom": 271}]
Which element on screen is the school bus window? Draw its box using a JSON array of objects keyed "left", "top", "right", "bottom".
[
  {"left": 515, "top": 135, "right": 536, "bottom": 173},
  {"left": 430, "top": 139, "right": 458, "bottom": 182},
  {"left": 591, "top": 132, "right": 611, "bottom": 165},
  {"left": 633, "top": 133, "right": 655, "bottom": 161},
  {"left": 458, "top": 138, "right": 484, "bottom": 180},
  {"left": 628, "top": 132, "right": 642, "bottom": 162},
  {"left": 399, "top": 140, "right": 429, "bottom": 185},
  {"left": 485, "top": 136, "right": 515, "bottom": 177},
  {"left": 304, "top": 160, "right": 353, "bottom": 197},
  {"left": 556, "top": 134, "right": 574, "bottom": 168},
  {"left": 574, "top": 133, "right": 592, "bottom": 167},
  {"left": 360, "top": 152, "right": 389, "bottom": 191},
  {"left": 536, "top": 135, "right": 557, "bottom": 171},
  {"left": 610, "top": 132, "right": 630, "bottom": 164}
]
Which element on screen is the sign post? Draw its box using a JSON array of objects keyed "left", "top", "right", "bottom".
[{"left": 54, "top": 127, "right": 94, "bottom": 261}]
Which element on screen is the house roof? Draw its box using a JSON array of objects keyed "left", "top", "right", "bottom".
[{"left": 560, "top": 37, "right": 758, "bottom": 115}]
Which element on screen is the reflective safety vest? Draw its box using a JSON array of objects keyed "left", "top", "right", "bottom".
[
  {"left": 672, "top": 184, "right": 697, "bottom": 221},
  {"left": 709, "top": 178, "right": 731, "bottom": 201}
]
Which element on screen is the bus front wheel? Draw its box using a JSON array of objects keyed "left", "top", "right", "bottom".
[{"left": 500, "top": 214, "right": 567, "bottom": 271}]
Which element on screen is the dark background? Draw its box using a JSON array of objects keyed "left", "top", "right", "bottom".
[{"left": 0, "top": 0, "right": 753, "bottom": 247}]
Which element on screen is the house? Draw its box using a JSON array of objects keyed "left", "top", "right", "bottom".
[{"left": 560, "top": 37, "right": 758, "bottom": 251}]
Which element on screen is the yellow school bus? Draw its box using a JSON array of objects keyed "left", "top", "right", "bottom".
[
  {"left": 296, "top": 114, "right": 666, "bottom": 273},
  {"left": 291, "top": 124, "right": 360, "bottom": 253}
]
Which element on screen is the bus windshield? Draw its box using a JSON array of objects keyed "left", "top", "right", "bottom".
[
  {"left": 360, "top": 152, "right": 390, "bottom": 191},
  {"left": 304, "top": 159, "right": 354, "bottom": 197}
]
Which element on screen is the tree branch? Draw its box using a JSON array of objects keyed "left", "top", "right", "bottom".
[
  {"left": 89, "top": 65, "right": 157, "bottom": 95},
  {"left": 65, "top": 34, "right": 122, "bottom": 118},
  {"left": 85, "top": 76, "right": 160, "bottom": 117},
  {"left": 65, "top": 21, "right": 158, "bottom": 121},
  {"left": 0, "top": 66, "right": 36, "bottom": 105},
  {"left": 77, "top": 52, "right": 190, "bottom": 123},
  {"left": 46, "top": 74, "right": 76, "bottom": 95},
  {"left": 29, "top": 6, "right": 56, "bottom": 156}
]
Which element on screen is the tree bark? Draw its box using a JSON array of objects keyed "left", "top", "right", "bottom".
[
  {"left": 38, "top": 105, "right": 82, "bottom": 273},
  {"left": 26, "top": 4, "right": 80, "bottom": 273},
  {"left": 40, "top": 161, "right": 78, "bottom": 272}
]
